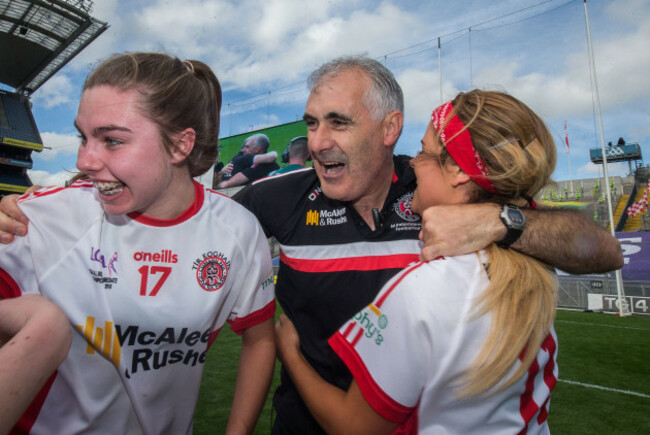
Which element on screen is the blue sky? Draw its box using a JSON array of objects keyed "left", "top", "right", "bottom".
[{"left": 6, "top": 0, "right": 650, "bottom": 188}]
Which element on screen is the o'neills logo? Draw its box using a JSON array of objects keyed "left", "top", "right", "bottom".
[
  {"left": 393, "top": 192, "right": 420, "bottom": 222},
  {"left": 133, "top": 249, "right": 178, "bottom": 263},
  {"left": 308, "top": 187, "right": 322, "bottom": 201},
  {"left": 192, "top": 251, "right": 230, "bottom": 291}
]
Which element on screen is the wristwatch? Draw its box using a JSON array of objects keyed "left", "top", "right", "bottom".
[{"left": 497, "top": 204, "right": 525, "bottom": 248}]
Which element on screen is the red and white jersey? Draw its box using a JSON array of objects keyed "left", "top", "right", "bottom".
[
  {"left": 329, "top": 252, "right": 558, "bottom": 434},
  {"left": 0, "top": 180, "right": 275, "bottom": 435}
]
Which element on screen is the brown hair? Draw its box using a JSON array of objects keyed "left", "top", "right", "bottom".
[
  {"left": 83, "top": 52, "right": 222, "bottom": 177},
  {"left": 435, "top": 90, "right": 558, "bottom": 397}
]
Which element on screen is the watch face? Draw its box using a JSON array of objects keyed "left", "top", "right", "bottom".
[{"left": 507, "top": 208, "right": 525, "bottom": 227}]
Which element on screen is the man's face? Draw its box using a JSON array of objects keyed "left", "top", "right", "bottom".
[
  {"left": 303, "top": 69, "right": 392, "bottom": 204},
  {"left": 241, "top": 139, "right": 259, "bottom": 155}
]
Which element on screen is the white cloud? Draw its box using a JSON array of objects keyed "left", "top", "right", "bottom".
[
  {"left": 31, "top": 75, "right": 75, "bottom": 109},
  {"left": 22, "top": 0, "right": 650, "bottom": 186},
  {"left": 576, "top": 161, "right": 631, "bottom": 178},
  {"left": 606, "top": 0, "right": 650, "bottom": 24},
  {"left": 27, "top": 170, "right": 74, "bottom": 187},
  {"left": 253, "top": 0, "right": 337, "bottom": 50},
  {"left": 219, "top": 1, "right": 423, "bottom": 88},
  {"left": 243, "top": 114, "right": 281, "bottom": 134},
  {"left": 398, "top": 68, "right": 463, "bottom": 125},
  {"left": 35, "top": 132, "right": 79, "bottom": 161}
]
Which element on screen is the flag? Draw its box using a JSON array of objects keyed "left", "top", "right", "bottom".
[
  {"left": 564, "top": 121, "right": 570, "bottom": 153},
  {"left": 626, "top": 180, "right": 650, "bottom": 217}
]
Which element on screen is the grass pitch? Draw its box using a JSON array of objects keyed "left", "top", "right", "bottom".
[{"left": 193, "top": 309, "right": 650, "bottom": 434}]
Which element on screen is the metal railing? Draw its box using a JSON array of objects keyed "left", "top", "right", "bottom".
[{"left": 558, "top": 275, "right": 649, "bottom": 311}]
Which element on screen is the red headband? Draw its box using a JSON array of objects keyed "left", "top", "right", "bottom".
[{"left": 431, "top": 101, "right": 496, "bottom": 193}]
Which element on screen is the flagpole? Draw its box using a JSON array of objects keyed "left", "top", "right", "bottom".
[
  {"left": 565, "top": 121, "right": 575, "bottom": 195},
  {"left": 584, "top": 0, "right": 628, "bottom": 316},
  {"left": 438, "top": 37, "right": 443, "bottom": 103}
]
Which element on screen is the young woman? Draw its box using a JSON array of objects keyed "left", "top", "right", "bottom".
[
  {"left": 0, "top": 52, "right": 276, "bottom": 434},
  {"left": 276, "top": 90, "right": 559, "bottom": 434}
]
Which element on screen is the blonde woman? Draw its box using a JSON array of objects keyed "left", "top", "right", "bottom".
[{"left": 276, "top": 90, "right": 558, "bottom": 434}]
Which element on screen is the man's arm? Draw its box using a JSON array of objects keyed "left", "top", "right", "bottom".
[
  {"left": 252, "top": 151, "right": 277, "bottom": 165},
  {"left": 217, "top": 171, "right": 251, "bottom": 189},
  {"left": 0, "top": 295, "right": 72, "bottom": 433},
  {"left": 225, "top": 317, "right": 275, "bottom": 435},
  {"left": 275, "top": 314, "right": 397, "bottom": 435},
  {"left": 419, "top": 203, "right": 623, "bottom": 274}
]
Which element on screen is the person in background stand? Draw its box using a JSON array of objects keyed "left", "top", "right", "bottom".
[
  {"left": 268, "top": 136, "right": 311, "bottom": 176},
  {"left": 216, "top": 133, "right": 279, "bottom": 188}
]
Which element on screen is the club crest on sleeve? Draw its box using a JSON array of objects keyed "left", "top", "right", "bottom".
[
  {"left": 192, "top": 251, "right": 231, "bottom": 291},
  {"left": 394, "top": 192, "right": 420, "bottom": 222}
]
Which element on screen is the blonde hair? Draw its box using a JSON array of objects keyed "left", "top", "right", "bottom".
[
  {"left": 83, "top": 52, "right": 222, "bottom": 177},
  {"left": 437, "top": 90, "right": 558, "bottom": 397}
]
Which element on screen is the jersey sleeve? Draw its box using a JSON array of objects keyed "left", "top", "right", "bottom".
[
  {"left": 1, "top": 185, "right": 102, "bottom": 301},
  {"left": 227, "top": 215, "right": 276, "bottom": 334},
  {"left": 0, "top": 220, "right": 38, "bottom": 300},
  {"left": 328, "top": 262, "right": 431, "bottom": 424}
]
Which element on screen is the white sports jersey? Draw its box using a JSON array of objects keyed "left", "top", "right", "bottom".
[
  {"left": 0, "top": 180, "right": 275, "bottom": 435},
  {"left": 329, "top": 252, "right": 558, "bottom": 434}
]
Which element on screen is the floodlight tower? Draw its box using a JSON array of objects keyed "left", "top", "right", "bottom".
[{"left": 0, "top": 0, "right": 108, "bottom": 197}]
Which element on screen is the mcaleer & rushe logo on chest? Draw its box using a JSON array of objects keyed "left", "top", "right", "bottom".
[
  {"left": 76, "top": 316, "right": 214, "bottom": 378},
  {"left": 306, "top": 207, "right": 347, "bottom": 226},
  {"left": 192, "top": 251, "right": 231, "bottom": 291}
]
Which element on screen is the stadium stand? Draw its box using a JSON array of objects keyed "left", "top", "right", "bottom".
[{"left": 0, "top": 0, "right": 107, "bottom": 197}]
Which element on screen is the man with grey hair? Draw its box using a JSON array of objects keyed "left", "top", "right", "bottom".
[
  {"left": 0, "top": 55, "right": 623, "bottom": 433},
  {"left": 233, "top": 55, "right": 622, "bottom": 433},
  {"left": 216, "top": 133, "right": 279, "bottom": 188},
  {"left": 235, "top": 56, "right": 418, "bottom": 433}
]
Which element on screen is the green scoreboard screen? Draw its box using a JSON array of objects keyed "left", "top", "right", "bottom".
[{"left": 217, "top": 120, "right": 307, "bottom": 166}]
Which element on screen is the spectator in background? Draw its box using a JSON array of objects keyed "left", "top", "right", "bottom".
[
  {"left": 269, "top": 136, "right": 311, "bottom": 176},
  {"left": 216, "top": 133, "right": 279, "bottom": 188}
]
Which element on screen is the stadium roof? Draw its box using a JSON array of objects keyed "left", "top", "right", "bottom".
[{"left": 0, "top": 0, "right": 108, "bottom": 95}]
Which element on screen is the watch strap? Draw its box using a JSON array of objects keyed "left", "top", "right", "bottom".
[{"left": 497, "top": 205, "right": 524, "bottom": 248}]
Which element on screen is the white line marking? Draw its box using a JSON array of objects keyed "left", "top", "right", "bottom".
[
  {"left": 556, "top": 320, "right": 650, "bottom": 331},
  {"left": 559, "top": 379, "right": 650, "bottom": 398}
]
